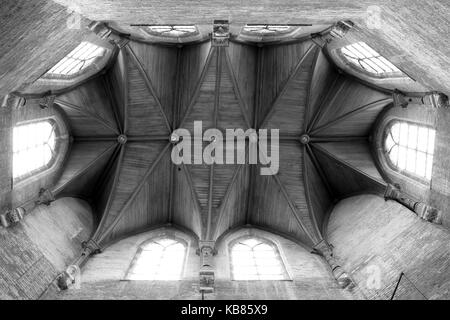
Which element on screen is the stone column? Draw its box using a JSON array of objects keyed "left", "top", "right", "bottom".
[
  {"left": 384, "top": 184, "right": 442, "bottom": 224},
  {"left": 314, "top": 240, "right": 355, "bottom": 290}
]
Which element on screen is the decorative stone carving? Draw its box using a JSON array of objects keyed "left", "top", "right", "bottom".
[
  {"left": 197, "top": 241, "right": 216, "bottom": 293},
  {"left": 0, "top": 207, "right": 26, "bottom": 228},
  {"left": 81, "top": 239, "right": 102, "bottom": 256},
  {"left": 57, "top": 265, "right": 81, "bottom": 290},
  {"left": 311, "top": 20, "right": 354, "bottom": 48},
  {"left": 313, "top": 240, "right": 355, "bottom": 290},
  {"left": 88, "top": 21, "right": 129, "bottom": 48},
  {"left": 212, "top": 20, "right": 229, "bottom": 47},
  {"left": 329, "top": 20, "right": 354, "bottom": 39},
  {"left": 38, "top": 94, "right": 56, "bottom": 109},
  {"left": 424, "top": 92, "right": 449, "bottom": 109},
  {"left": 117, "top": 134, "right": 127, "bottom": 145},
  {"left": 392, "top": 91, "right": 449, "bottom": 109},
  {"left": 170, "top": 132, "right": 180, "bottom": 144},
  {"left": 392, "top": 90, "right": 410, "bottom": 108},
  {"left": 299, "top": 134, "right": 310, "bottom": 145},
  {"left": 1, "top": 94, "right": 26, "bottom": 109},
  {"left": 35, "top": 188, "right": 55, "bottom": 206},
  {"left": 384, "top": 184, "right": 442, "bottom": 224}
]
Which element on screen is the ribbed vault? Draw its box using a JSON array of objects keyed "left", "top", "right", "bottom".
[{"left": 50, "top": 33, "right": 394, "bottom": 255}]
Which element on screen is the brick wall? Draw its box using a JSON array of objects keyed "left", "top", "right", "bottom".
[
  {"left": 327, "top": 194, "right": 450, "bottom": 300},
  {"left": 0, "top": 197, "right": 93, "bottom": 299},
  {"left": 43, "top": 227, "right": 357, "bottom": 300}
]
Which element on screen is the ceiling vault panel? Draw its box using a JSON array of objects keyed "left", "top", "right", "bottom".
[{"left": 51, "top": 33, "right": 395, "bottom": 256}]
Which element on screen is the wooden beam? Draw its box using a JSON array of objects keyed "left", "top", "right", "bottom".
[
  {"left": 120, "top": 46, "right": 129, "bottom": 134},
  {"left": 93, "top": 144, "right": 122, "bottom": 201},
  {"left": 310, "top": 97, "right": 393, "bottom": 135},
  {"left": 305, "top": 144, "right": 335, "bottom": 199},
  {"left": 279, "top": 134, "right": 301, "bottom": 141},
  {"left": 271, "top": 173, "right": 317, "bottom": 244},
  {"left": 311, "top": 143, "right": 387, "bottom": 188},
  {"left": 213, "top": 165, "right": 244, "bottom": 240},
  {"left": 259, "top": 43, "right": 317, "bottom": 129},
  {"left": 224, "top": 50, "right": 251, "bottom": 128},
  {"left": 306, "top": 74, "right": 343, "bottom": 132},
  {"left": 246, "top": 46, "right": 263, "bottom": 223},
  {"left": 303, "top": 146, "right": 327, "bottom": 241},
  {"left": 304, "top": 47, "right": 321, "bottom": 128},
  {"left": 309, "top": 136, "right": 368, "bottom": 143},
  {"left": 126, "top": 135, "right": 169, "bottom": 142},
  {"left": 102, "top": 75, "right": 124, "bottom": 134},
  {"left": 178, "top": 46, "right": 214, "bottom": 128},
  {"left": 169, "top": 47, "right": 183, "bottom": 223},
  {"left": 205, "top": 47, "right": 222, "bottom": 240},
  {"left": 206, "top": 164, "right": 215, "bottom": 241},
  {"left": 73, "top": 136, "right": 117, "bottom": 142},
  {"left": 245, "top": 164, "right": 256, "bottom": 224},
  {"left": 125, "top": 45, "right": 172, "bottom": 132},
  {"left": 181, "top": 162, "right": 204, "bottom": 236},
  {"left": 55, "top": 99, "right": 119, "bottom": 135},
  {"left": 96, "top": 143, "right": 171, "bottom": 244},
  {"left": 52, "top": 142, "right": 118, "bottom": 195},
  {"left": 92, "top": 144, "right": 126, "bottom": 241},
  {"left": 253, "top": 46, "right": 263, "bottom": 129},
  {"left": 257, "top": 146, "right": 316, "bottom": 243}
]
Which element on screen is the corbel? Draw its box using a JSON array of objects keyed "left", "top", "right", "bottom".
[
  {"left": 35, "top": 188, "right": 55, "bottom": 206},
  {"left": 311, "top": 20, "right": 354, "bottom": 48},
  {"left": 197, "top": 241, "right": 217, "bottom": 294},
  {"left": 384, "top": 184, "right": 442, "bottom": 224},
  {"left": 212, "top": 20, "right": 230, "bottom": 47},
  {"left": 88, "top": 21, "right": 130, "bottom": 48},
  {"left": 313, "top": 240, "right": 355, "bottom": 290},
  {"left": 38, "top": 93, "right": 56, "bottom": 109},
  {"left": 1, "top": 93, "right": 26, "bottom": 109},
  {"left": 0, "top": 207, "right": 26, "bottom": 228}
]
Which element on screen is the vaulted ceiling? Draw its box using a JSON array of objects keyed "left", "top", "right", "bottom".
[{"left": 49, "top": 35, "right": 393, "bottom": 250}]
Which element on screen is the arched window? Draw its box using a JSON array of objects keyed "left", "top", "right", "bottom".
[
  {"left": 242, "top": 24, "right": 293, "bottom": 35},
  {"left": 13, "top": 120, "right": 57, "bottom": 180},
  {"left": 44, "top": 41, "right": 106, "bottom": 77},
  {"left": 230, "top": 237, "right": 289, "bottom": 280},
  {"left": 384, "top": 121, "right": 435, "bottom": 181},
  {"left": 126, "top": 238, "right": 186, "bottom": 280},
  {"left": 146, "top": 25, "right": 198, "bottom": 37},
  {"left": 340, "top": 42, "right": 403, "bottom": 76}
]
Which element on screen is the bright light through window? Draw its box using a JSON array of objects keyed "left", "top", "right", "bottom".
[
  {"left": 231, "top": 238, "right": 288, "bottom": 280},
  {"left": 385, "top": 121, "right": 435, "bottom": 180},
  {"left": 126, "top": 238, "right": 186, "bottom": 280},
  {"left": 147, "top": 25, "right": 197, "bottom": 37},
  {"left": 45, "top": 42, "right": 105, "bottom": 76},
  {"left": 13, "top": 121, "right": 56, "bottom": 179},
  {"left": 341, "top": 42, "right": 402, "bottom": 75},
  {"left": 243, "top": 24, "right": 292, "bottom": 35}
]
